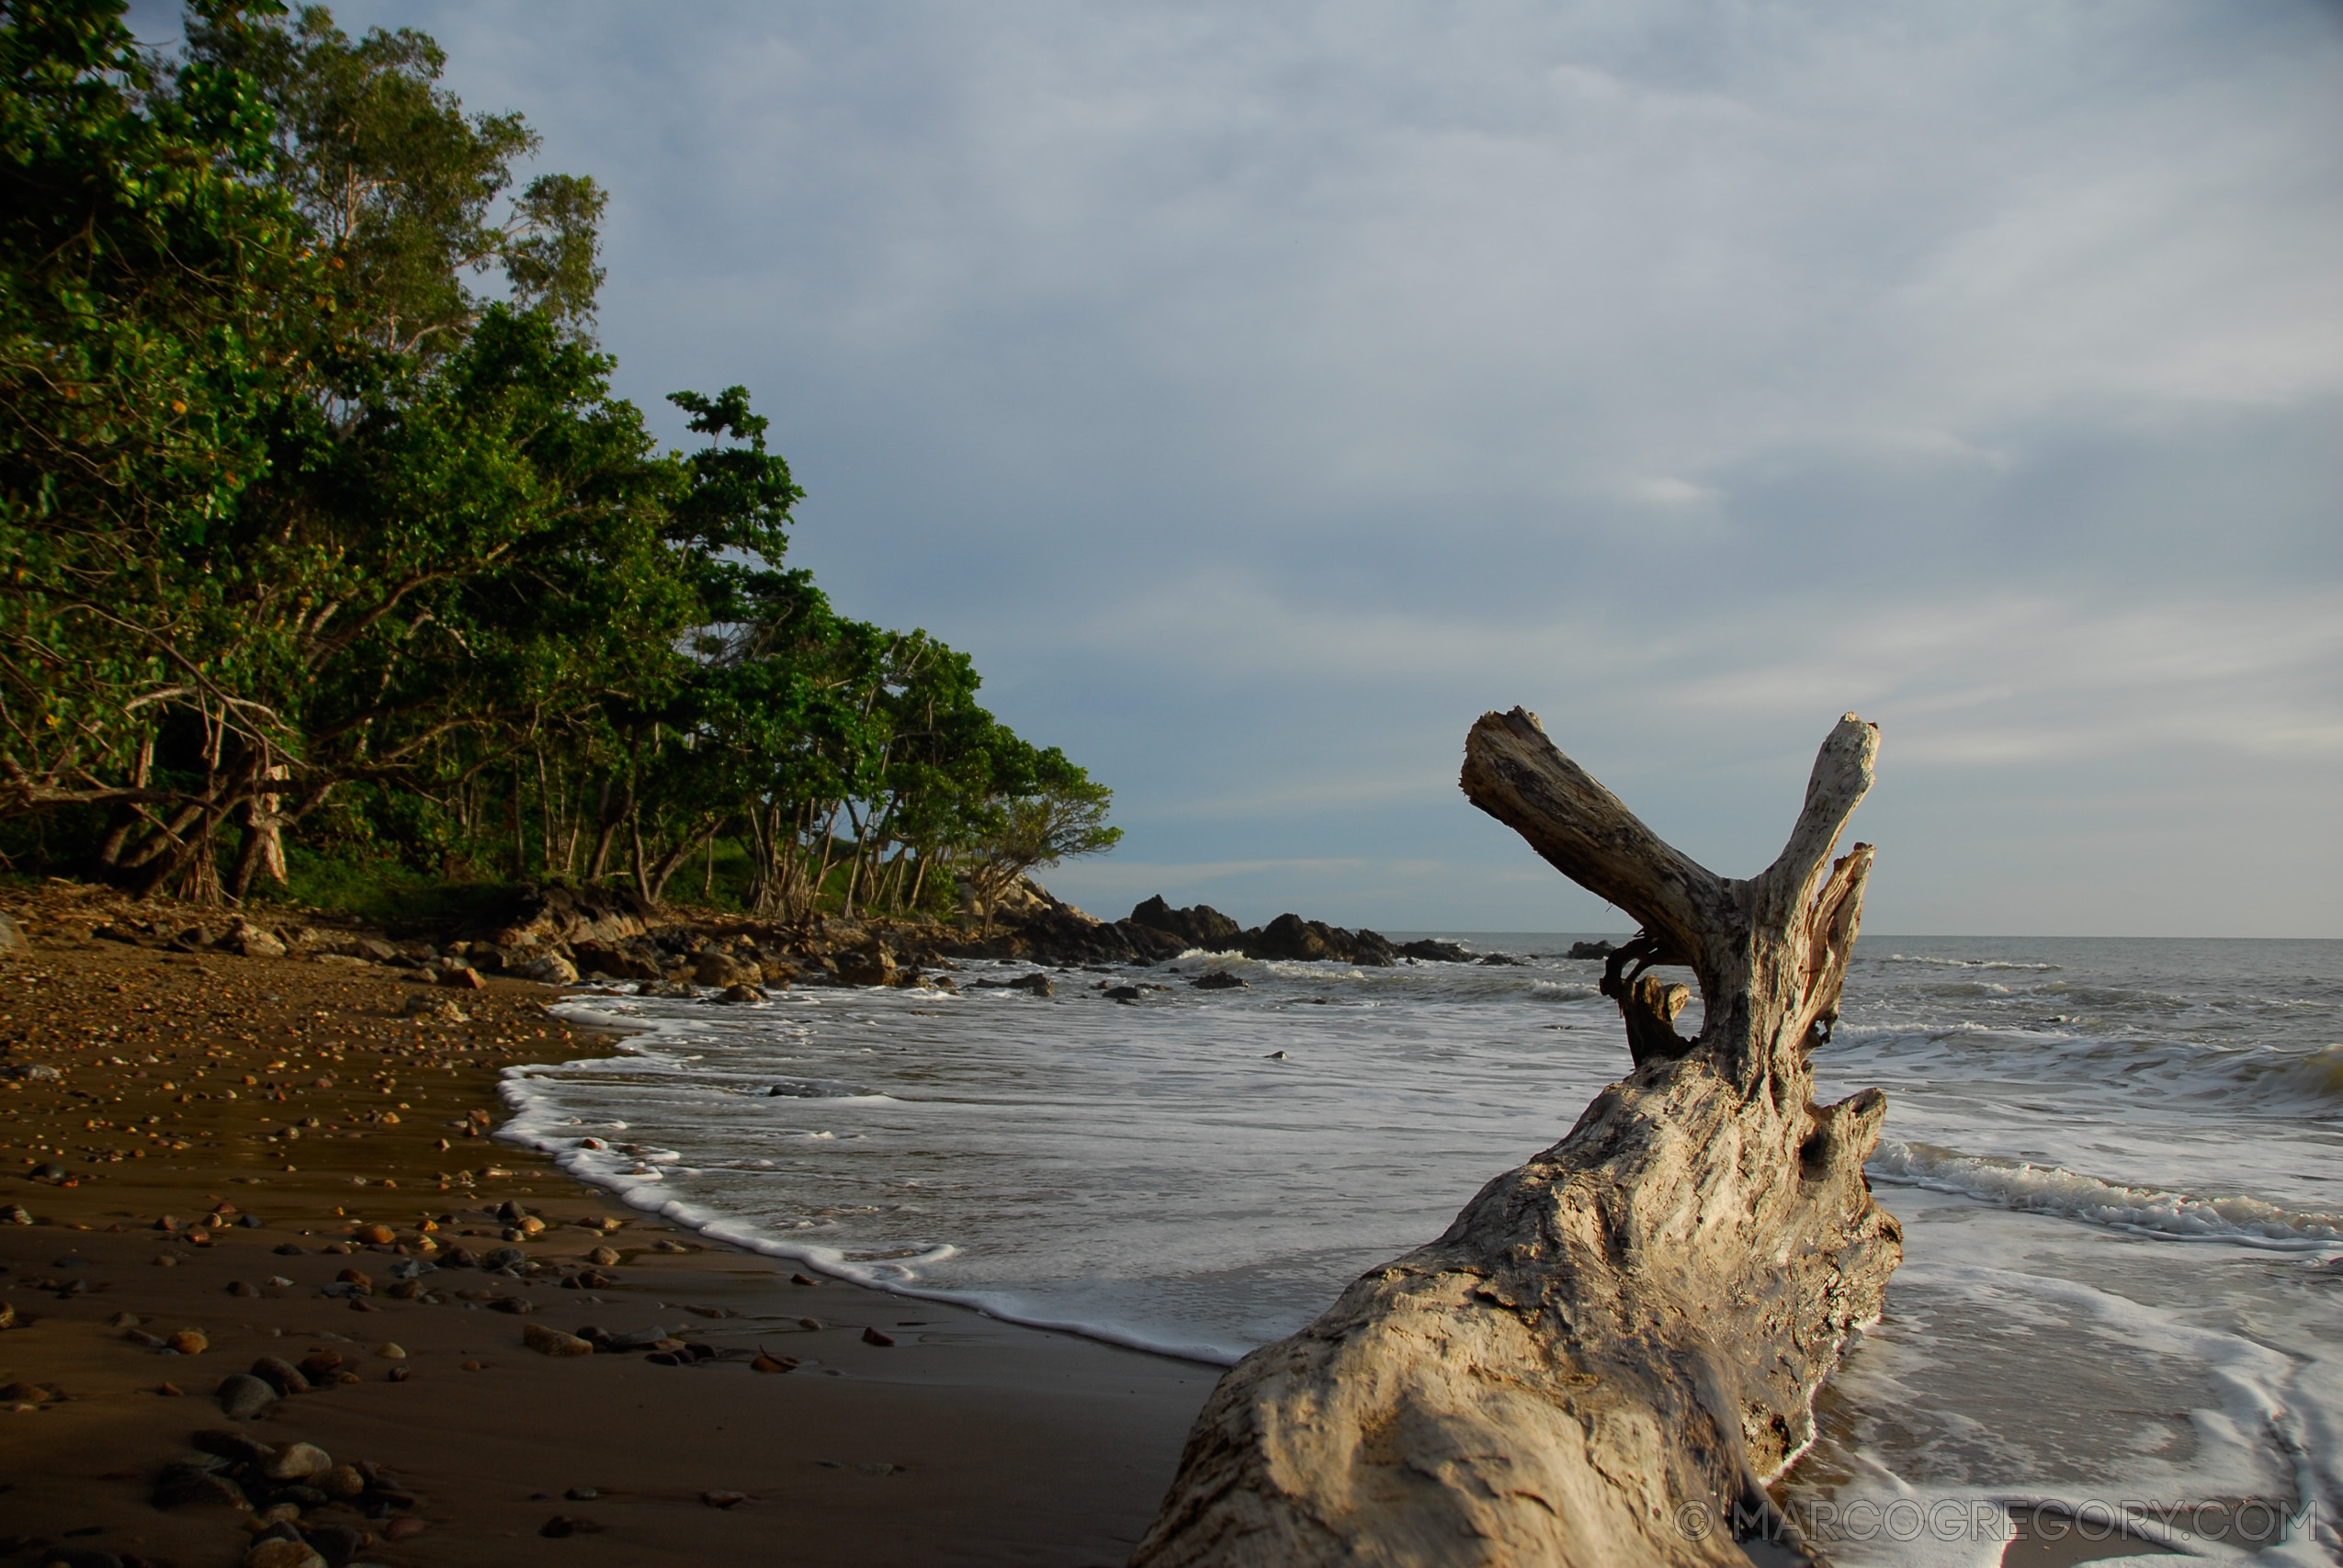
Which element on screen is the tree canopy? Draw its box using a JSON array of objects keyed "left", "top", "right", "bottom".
[{"left": 0, "top": 0, "right": 1117, "bottom": 918}]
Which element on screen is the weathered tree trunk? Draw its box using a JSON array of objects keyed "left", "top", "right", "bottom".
[{"left": 1133, "top": 710, "right": 1901, "bottom": 1568}]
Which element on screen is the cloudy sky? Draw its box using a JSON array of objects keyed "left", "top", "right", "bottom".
[{"left": 136, "top": 2, "right": 2343, "bottom": 935}]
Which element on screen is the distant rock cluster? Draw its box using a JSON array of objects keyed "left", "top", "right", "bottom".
[{"left": 931, "top": 893, "right": 1474, "bottom": 968}]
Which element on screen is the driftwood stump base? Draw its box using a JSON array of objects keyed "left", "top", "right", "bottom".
[{"left": 1134, "top": 711, "right": 1901, "bottom": 1568}]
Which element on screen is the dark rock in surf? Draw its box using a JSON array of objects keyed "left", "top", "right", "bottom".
[
  {"left": 1007, "top": 972, "right": 1054, "bottom": 997},
  {"left": 1192, "top": 971, "right": 1250, "bottom": 989},
  {"left": 1128, "top": 897, "right": 1243, "bottom": 950},
  {"left": 1567, "top": 940, "right": 1617, "bottom": 960}
]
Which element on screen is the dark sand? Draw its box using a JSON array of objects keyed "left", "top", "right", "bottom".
[{"left": 0, "top": 918, "right": 1208, "bottom": 1566}]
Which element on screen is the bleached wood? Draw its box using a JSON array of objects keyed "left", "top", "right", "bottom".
[{"left": 1133, "top": 712, "right": 1901, "bottom": 1568}]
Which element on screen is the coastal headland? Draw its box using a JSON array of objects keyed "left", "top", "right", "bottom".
[{"left": 0, "top": 879, "right": 1218, "bottom": 1567}]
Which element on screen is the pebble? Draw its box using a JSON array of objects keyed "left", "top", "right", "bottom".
[
  {"left": 243, "top": 1537, "right": 325, "bottom": 1568},
  {"left": 108, "top": 1312, "right": 141, "bottom": 1328},
  {"left": 152, "top": 1464, "right": 251, "bottom": 1510},
  {"left": 523, "top": 1322, "right": 594, "bottom": 1357},
  {"left": 383, "top": 1517, "right": 430, "bottom": 1540},
  {"left": 193, "top": 1427, "right": 278, "bottom": 1465},
  {"left": 538, "top": 1515, "right": 606, "bottom": 1538},
  {"left": 265, "top": 1440, "right": 334, "bottom": 1482},
  {"left": 354, "top": 1224, "right": 396, "bottom": 1245},
  {"left": 373, "top": 1341, "right": 407, "bottom": 1359},
  {"left": 168, "top": 1328, "right": 209, "bottom": 1355},
  {"left": 215, "top": 1373, "right": 279, "bottom": 1418},
  {"left": 152, "top": 1254, "right": 178, "bottom": 1267},
  {"left": 297, "top": 1351, "right": 343, "bottom": 1381},
  {"left": 861, "top": 1327, "right": 897, "bottom": 1347},
  {"left": 226, "top": 1280, "right": 260, "bottom": 1297},
  {"left": 249, "top": 1356, "right": 311, "bottom": 1394},
  {"left": 702, "top": 1490, "right": 750, "bottom": 1508},
  {"left": 751, "top": 1353, "right": 798, "bottom": 1373},
  {"left": 320, "top": 1463, "right": 367, "bottom": 1499},
  {"left": 124, "top": 1328, "right": 166, "bottom": 1348},
  {"left": 334, "top": 1267, "right": 374, "bottom": 1290},
  {"left": 158, "top": 1381, "right": 183, "bottom": 1396},
  {"left": 588, "top": 1246, "right": 621, "bottom": 1267},
  {"left": 790, "top": 1272, "right": 821, "bottom": 1286}
]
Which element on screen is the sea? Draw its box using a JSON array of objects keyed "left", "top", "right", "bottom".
[{"left": 504, "top": 935, "right": 2343, "bottom": 1566}]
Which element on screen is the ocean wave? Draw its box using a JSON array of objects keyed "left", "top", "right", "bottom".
[
  {"left": 1885, "top": 954, "right": 2064, "bottom": 972},
  {"left": 1869, "top": 1139, "right": 2342, "bottom": 1247}
]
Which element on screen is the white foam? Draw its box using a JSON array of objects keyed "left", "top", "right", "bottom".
[{"left": 1870, "top": 1140, "right": 2343, "bottom": 1247}]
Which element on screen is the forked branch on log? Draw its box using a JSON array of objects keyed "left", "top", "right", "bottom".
[{"left": 1133, "top": 710, "right": 1902, "bottom": 1568}]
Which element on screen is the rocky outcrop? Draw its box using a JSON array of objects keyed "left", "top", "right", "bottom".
[
  {"left": 485, "top": 885, "right": 655, "bottom": 951},
  {"left": 1133, "top": 711, "right": 1899, "bottom": 1567},
  {"left": 1129, "top": 897, "right": 1244, "bottom": 950}
]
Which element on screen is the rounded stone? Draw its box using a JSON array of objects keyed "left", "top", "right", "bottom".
[{"left": 265, "top": 1440, "right": 334, "bottom": 1481}]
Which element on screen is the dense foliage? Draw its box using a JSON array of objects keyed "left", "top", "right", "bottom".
[{"left": 0, "top": 0, "right": 1117, "bottom": 916}]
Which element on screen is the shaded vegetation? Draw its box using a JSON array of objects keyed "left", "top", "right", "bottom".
[{"left": 0, "top": 0, "right": 1117, "bottom": 917}]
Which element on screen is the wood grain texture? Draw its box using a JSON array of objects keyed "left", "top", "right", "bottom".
[{"left": 1133, "top": 712, "right": 1899, "bottom": 1568}]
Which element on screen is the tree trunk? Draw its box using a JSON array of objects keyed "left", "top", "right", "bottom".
[{"left": 1133, "top": 710, "right": 1901, "bottom": 1568}]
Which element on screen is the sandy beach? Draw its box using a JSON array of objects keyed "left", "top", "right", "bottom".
[{"left": 0, "top": 911, "right": 1210, "bottom": 1567}]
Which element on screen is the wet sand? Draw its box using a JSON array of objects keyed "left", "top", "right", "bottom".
[{"left": 0, "top": 919, "right": 1208, "bottom": 1566}]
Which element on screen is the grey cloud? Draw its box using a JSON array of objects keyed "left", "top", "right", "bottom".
[{"left": 126, "top": 0, "right": 2343, "bottom": 932}]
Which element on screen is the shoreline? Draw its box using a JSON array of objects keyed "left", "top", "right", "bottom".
[{"left": 0, "top": 919, "right": 1210, "bottom": 1566}]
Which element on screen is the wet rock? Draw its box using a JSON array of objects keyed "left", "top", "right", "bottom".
[
  {"left": 751, "top": 1352, "right": 799, "bottom": 1373},
  {"left": 226, "top": 1280, "right": 260, "bottom": 1298},
  {"left": 1476, "top": 952, "right": 1522, "bottom": 965},
  {"left": 588, "top": 1246, "right": 621, "bottom": 1268},
  {"left": 441, "top": 966, "right": 488, "bottom": 990},
  {"left": 1104, "top": 985, "right": 1142, "bottom": 1002},
  {"left": 861, "top": 1326, "right": 897, "bottom": 1347},
  {"left": 1007, "top": 971, "right": 1054, "bottom": 997},
  {"left": 482, "top": 1247, "right": 526, "bottom": 1269},
  {"left": 353, "top": 1223, "right": 395, "bottom": 1245},
  {"left": 399, "top": 993, "right": 464, "bottom": 1022},
  {"left": 538, "top": 1516, "right": 606, "bottom": 1538},
  {"left": 1566, "top": 939, "right": 1617, "bottom": 960},
  {"left": 718, "top": 982, "right": 766, "bottom": 1004},
  {"left": 319, "top": 1464, "right": 367, "bottom": 1499},
  {"left": 266, "top": 1441, "right": 334, "bottom": 1481},
  {"left": 3, "top": 1202, "right": 32, "bottom": 1222},
  {"left": 151, "top": 1462, "right": 251, "bottom": 1510},
  {"left": 193, "top": 1427, "right": 277, "bottom": 1465},
  {"left": 300, "top": 1523, "right": 368, "bottom": 1567},
  {"left": 249, "top": 1356, "right": 311, "bottom": 1395},
  {"left": 702, "top": 1490, "right": 751, "bottom": 1508},
  {"left": 296, "top": 1353, "right": 344, "bottom": 1382},
  {"left": 488, "top": 1296, "right": 534, "bottom": 1315},
  {"left": 834, "top": 945, "right": 898, "bottom": 987},
  {"left": 214, "top": 1372, "right": 279, "bottom": 1418},
  {"left": 523, "top": 1322, "right": 594, "bottom": 1356},
  {"left": 694, "top": 950, "right": 755, "bottom": 987},
  {"left": 243, "top": 1538, "right": 325, "bottom": 1568},
  {"left": 1191, "top": 971, "right": 1249, "bottom": 989},
  {"left": 372, "top": 1342, "right": 406, "bottom": 1359},
  {"left": 168, "top": 1328, "right": 209, "bottom": 1356}
]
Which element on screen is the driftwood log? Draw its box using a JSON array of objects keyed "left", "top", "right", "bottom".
[{"left": 1132, "top": 710, "right": 1902, "bottom": 1567}]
